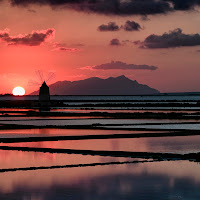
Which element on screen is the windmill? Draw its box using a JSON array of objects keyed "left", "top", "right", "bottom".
[
  {"left": 28, "top": 70, "right": 55, "bottom": 111},
  {"left": 39, "top": 81, "right": 50, "bottom": 102}
]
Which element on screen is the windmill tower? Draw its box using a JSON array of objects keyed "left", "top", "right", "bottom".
[{"left": 39, "top": 81, "right": 50, "bottom": 102}]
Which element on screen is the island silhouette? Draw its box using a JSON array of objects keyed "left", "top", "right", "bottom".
[{"left": 30, "top": 75, "right": 159, "bottom": 95}]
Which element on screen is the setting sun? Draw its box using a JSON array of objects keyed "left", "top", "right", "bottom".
[{"left": 12, "top": 86, "right": 25, "bottom": 96}]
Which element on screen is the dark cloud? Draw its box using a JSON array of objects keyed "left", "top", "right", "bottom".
[
  {"left": 84, "top": 61, "right": 157, "bottom": 70},
  {"left": 98, "top": 22, "right": 119, "bottom": 32},
  {"left": 9, "top": 0, "right": 200, "bottom": 16},
  {"left": 0, "top": 28, "right": 55, "bottom": 46},
  {"left": 98, "top": 21, "right": 141, "bottom": 32},
  {"left": 10, "top": 0, "right": 80, "bottom": 6},
  {"left": 166, "top": 0, "right": 200, "bottom": 10},
  {"left": 10, "top": 0, "right": 172, "bottom": 15},
  {"left": 135, "top": 28, "right": 200, "bottom": 49},
  {"left": 122, "top": 20, "right": 141, "bottom": 31},
  {"left": 110, "top": 38, "right": 121, "bottom": 46}
]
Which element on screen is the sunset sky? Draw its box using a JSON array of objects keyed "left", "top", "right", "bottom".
[{"left": 1, "top": 0, "right": 200, "bottom": 94}]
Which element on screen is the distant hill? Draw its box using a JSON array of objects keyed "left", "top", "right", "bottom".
[{"left": 30, "top": 75, "right": 160, "bottom": 95}]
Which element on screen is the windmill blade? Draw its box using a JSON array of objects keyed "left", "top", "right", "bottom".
[
  {"left": 27, "top": 79, "right": 40, "bottom": 86},
  {"left": 46, "top": 72, "right": 56, "bottom": 83},
  {"left": 28, "top": 70, "right": 55, "bottom": 88},
  {"left": 35, "top": 70, "right": 44, "bottom": 83}
]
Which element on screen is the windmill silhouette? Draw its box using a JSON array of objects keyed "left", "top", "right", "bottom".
[
  {"left": 39, "top": 81, "right": 50, "bottom": 102},
  {"left": 29, "top": 70, "right": 55, "bottom": 111}
]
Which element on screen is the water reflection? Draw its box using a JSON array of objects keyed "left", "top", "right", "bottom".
[
  {"left": 4, "top": 135, "right": 200, "bottom": 154},
  {"left": 1, "top": 95, "right": 200, "bottom": 199},
  {"left": 0, "top": 161, "right": 200, "bottom": 200},
  {"left": 0, "top": 118, "right": 199, "bottom": 126},
  {"left": 0, "top": 129, "right": 159, "bottom": 139},
  {"left": 132, "top": 124, "right": 200, "bottom": 130},
  {"left": 52, "top": 108, "right": 200, "bottom": 114}
]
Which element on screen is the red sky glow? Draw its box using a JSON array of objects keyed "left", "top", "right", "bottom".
[{"left": 1, "top": 0, "right": 200, "bottom": 94}]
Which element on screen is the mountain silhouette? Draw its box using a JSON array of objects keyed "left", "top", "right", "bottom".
[{"left": 30, "top": 75, "right": 159, "bottom": 95}]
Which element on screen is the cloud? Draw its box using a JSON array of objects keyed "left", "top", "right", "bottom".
[
  {"left": 81, "top": 61, "right": 158, "bottom": 70},
  {"left": 9, "top": 0, "right": 200, "bottom": 16},
  {"left": 110, "top": 38, "right": 121, "bottom": 46},
  {"left": 98, "top": 22, "right": 119, "bottom": 32},
  {"left": 98, "top": 21, "right": 141, "bottom": 32},
  {"left": 135, "top": 28, "right": 200, "bottom": 48},
  {"left": 9, "top": 0, "right": 172, "bottom": 15},
  {"left": 0, "top": 28, "right": 55, "bottom": 46},
  {"left": 52, "top": 42, "right": 81, "bottom": 52},
  {"left": 53, "top": 47, "right": 80, "bottom": 52},
  {"left": 166, "top": 0, "right": 200, "bottom": 10},
  {"left": 122, "top": 20, "right": 141, "bottom": 31}
]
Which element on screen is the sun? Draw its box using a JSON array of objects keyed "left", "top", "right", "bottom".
[{"left": 12, "top": 86, "right": 25, "bottom": 96}]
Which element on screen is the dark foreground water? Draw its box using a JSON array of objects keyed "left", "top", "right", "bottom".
[
  {"left": 0, "top": 95, "right": 200, "bottom": 200},
  {"left": 1, "top": 94, "right": 200, "bottom": 101},
  {"left": 0, "top": 160, "right": 199, "bottom": 200}
]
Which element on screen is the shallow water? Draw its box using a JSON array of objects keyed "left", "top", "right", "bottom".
[
  {"left": 0, "top": 129, "right": 157, "bottom": 138},
  {"left": 2, "top": 95, "right": 200, "bottom": 101},
  {"left": 64, "top": 101, "right": 198, "bottom": 105},
  {"left": 1, "top": 95, "right": 200, "bottom": 199},
  {"left": 0, "top": 118, "right": 199, "bottom": 126},
  {"left": 130, "top": 123, "right": 200, "bottom": 130},
  {"left": 3, "top": 134, "right": 200, "bottom": 154},
  {"left": 0, "top": 160, "right": 199, "bottom": 200},
  {"left": 51, "top": 108, "right": 200, "bottom": 114},
  {"left": 59, "top": 106, "right": 200, "bottom": 110}
]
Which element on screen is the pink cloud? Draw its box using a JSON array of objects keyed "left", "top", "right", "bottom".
[
  {"left": 81, "top": 61, "right": 158, "bottom": 71},
  {"left": 52, "top": 47, "right": 80, "bottom": 52},
  {"left": 0, "top": 28, "right": 55, "bottom": 46},
  {"left": 52, "top": 42, "right": 81, "bottom": 52}
]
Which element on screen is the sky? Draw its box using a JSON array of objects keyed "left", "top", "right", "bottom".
[{"left": 1, "top": 0, "right": 200, "bottom": 94}]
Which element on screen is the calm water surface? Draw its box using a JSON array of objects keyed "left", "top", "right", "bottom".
[
  {"left": 0, "top": 118, "right": 199, "bottom": 126},
  {"left": 1, "top": 95, "right": 200, "bottom": 199},
  {"left": 2, "top": 134, "right": 199, "bottom": 154},
  {"left": 0, "top": 159, "right": 199, "bottom": 200}
]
